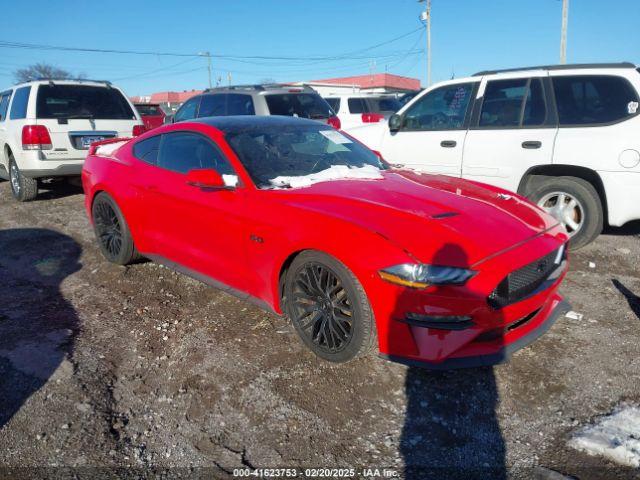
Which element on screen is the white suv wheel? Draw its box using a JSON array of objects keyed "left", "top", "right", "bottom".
[
  {"left": 9, "top": 162, "right": 20, "bottom": 196},
  {"left": 537, "top": 191, "right": 584, "bottom": 236}
]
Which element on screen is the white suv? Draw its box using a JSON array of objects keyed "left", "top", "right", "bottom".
[
  {"left": 348, "top": 62, "right": 640, "bottom": 248},
  {"left": 323, "top": 94, "right": 401, "bottom": 130},
  {"left": 0, "top": 79, "right": 143, "bottom": 201}
]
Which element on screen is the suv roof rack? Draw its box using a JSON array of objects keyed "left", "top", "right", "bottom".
[
  {"left": 204, "top": 83, "right": 315, "bottom": 93},
  {"left": 473, "top": 62, "right": 636, "bottom": 76},
  {"left": 33, "top": 77, "right": 112, "bottom": 84}
]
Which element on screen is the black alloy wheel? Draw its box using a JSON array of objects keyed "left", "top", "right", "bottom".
[
  {"left": 291, "top": 262, "right": 354, "bottom": 353},
  {"left": 91, "top": 192, "right": 140, "bottom": 265}
]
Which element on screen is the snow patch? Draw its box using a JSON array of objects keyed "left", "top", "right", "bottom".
[
  {"left": 269, "top": 165, "right": 383, "bottom": 189},
  {"left": 95, "top": 140, "right": 129, "bottom": 157},
  {"left": 568, "top": 405, "right": 640, "bottom": 467}
]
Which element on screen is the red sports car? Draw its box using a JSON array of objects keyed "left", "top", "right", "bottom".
[{"left": 82, "top": 116, "right": 569, "bottom": 368}]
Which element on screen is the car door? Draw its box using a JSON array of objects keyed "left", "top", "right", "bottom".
[
  {"left": 143, "top": 130, "right": 249, "bottom": 290},
  {"left": 0, "top": 90, "right": 12, "bottom": 175},
  {"left": 462, "top": 74, "right": 558, "bottom": 192},
  {"left": 379, "top": 81, "right": 477, "bottom": 175}
]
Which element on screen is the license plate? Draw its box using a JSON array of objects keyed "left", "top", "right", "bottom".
[{"left": 81, "top": 136, "right": 105, "bottom": 148}]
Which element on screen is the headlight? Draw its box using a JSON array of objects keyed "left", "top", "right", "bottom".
[{"left": 378, "top": 263, "right": 476, "bottom": 288}]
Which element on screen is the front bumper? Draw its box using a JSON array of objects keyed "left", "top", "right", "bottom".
[
  {"left": 380, "top": 297, "right": 569, "bottom": 369},
  {"left": 369, "top": 226, "right": 569, "bottom": 369}
]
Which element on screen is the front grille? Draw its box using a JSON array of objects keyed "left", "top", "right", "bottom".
[{"left": 488, "top": 246, "right": 565, "bottom": 309}]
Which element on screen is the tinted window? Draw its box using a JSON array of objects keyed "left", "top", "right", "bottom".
[
  {"left": 158, "top": 132, "right": 234, "bottom": 175},
  {"left": 553, "top": 75, "right": 639, "bottom": 126},
  {"left": 133, "top": 135, "right": 161, "bottom": 165},
  {"left": 0, "top": 92, "right": 11, "bottom": 122},
  {"left": 198, "top": 94, "right": 225, "bottom": 117},
  {"left": 264, "top": 93, "right": 333, "bottom": 119},
  {"left": 325, "top": 98, "right": 340, "bottom": 112},
  {"left": 227, "top": 94, "right": 255, "bottom": 115},
  {"left": 10, "top": 86, "right": 31, "bottom": 120},
  {"left": 365, "top": 97, "right": 401, "bottom": 113},
  {"left": 403, "top": 83, "right": 473, "bottom": 130},
  {"left": 348, "top": 98, "right": 367, "bottom": 114},
  {"left": 174, "top": 97, "right": 200, "bottom": 122},
  {"left": 136, "top": 104, "right": 162, "bottom": 116},
  {"left": 36, "top": 85, "right": 134, "bottom": 119},
  {"left": 226, "top": 124, "right": 385, "bottom": 189},
  {"left": 479, "top": 78, "right": 546, "bottom": 127}
]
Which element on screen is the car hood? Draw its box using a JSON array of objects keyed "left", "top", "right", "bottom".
[{"left": 277, "top": 169, "right": 560, "bottom": 267}]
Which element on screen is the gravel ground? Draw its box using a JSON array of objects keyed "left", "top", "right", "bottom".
[{"left": 0, "top": 180, "right": 639, "bottom": 480}]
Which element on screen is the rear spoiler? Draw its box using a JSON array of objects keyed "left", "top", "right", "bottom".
[{"left": 88, "top": 137, "right": 132, "bottom": 156}]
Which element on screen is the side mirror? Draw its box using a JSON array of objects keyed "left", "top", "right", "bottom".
[
  {"left": 186, "top": 169, "right": 235, "bottom": 190},
  {"left": 388, "top": 114, "right": 403, "bottom": 133}
]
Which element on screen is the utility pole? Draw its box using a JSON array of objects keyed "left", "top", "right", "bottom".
[
  {"left": 560, "top": 0, "right": 569, "bottom": 64},
  {"left": 199, "top": 51, "right": 213, "bottom": 88},
  {"left": 419, "top": 0, "right": 431, "bottom": 86}
]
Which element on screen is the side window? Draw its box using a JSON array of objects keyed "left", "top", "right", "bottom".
[
  {"left": 479, "top": 78, "right": 546, "bottom": 128},
  {"left": 157, "top": 132, "right": 234, "bottom": 175},
  {"left": 0, "top": 92, "right": 11, "bottom": 122},
  {"left": 552, "top": 75, "right": 639, "bottom": 126},
  {"left": 198, "top": 94, "right": 226, "bottom": 117},
  {"left": 174, "top": 97, "right": 200, "bottom": 122},
  {"left": 9, "top": 86, "right": 31, "bottom": 120},
  {"left": 226, "top": 94, "right": 255, "bottom": 115},
  {"left": 325, "top": 98, "right": 340, "bottom": 113},
  {"left": 132, "top": 135, "right": 161, "bottom": 165},
  {"left": 348, "top": 98, "right": 367, "bottom": 114},
  {"left": 403, "top": 83, "right": 474, "bottom": 130}
]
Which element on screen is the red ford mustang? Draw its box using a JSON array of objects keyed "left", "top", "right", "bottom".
[{"left": 82, "top": 116, "right": 569, "bottom": 368}]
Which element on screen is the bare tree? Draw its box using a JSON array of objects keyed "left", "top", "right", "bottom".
[{"left": 14, "top": 63, "right": 86, "bottom": 83}]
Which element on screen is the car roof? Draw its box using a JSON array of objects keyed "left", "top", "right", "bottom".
[
  {"left": 193, "top": 115, "right": 329, "bottom": 133},
  {"left": 473, "top": 62, "right": 636, "bottom": 76}
]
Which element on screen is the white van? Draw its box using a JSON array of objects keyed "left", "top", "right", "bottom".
[
  {"left": 347, "top": 63, "right": 640, "bottom": 248},
  {"left": 0, "top": 79, "right": 143, "bottom": 201}
]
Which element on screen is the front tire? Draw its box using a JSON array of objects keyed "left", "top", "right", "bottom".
[
  {"left": 9, "top": 157, "right": 38, "bottom": 202},
  {"left": 528, "top": 176, "right": 603, "bottom": 250},
  {"left": 284, "top": 251, "right": 376, "bottom": 363},
  {"left": 92, "top": 192, "right": 140, "bottom": 265}
]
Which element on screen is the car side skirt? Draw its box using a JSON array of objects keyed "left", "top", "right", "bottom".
[{"left": 144, "top": 254, "right": 281, "bottom": 316}]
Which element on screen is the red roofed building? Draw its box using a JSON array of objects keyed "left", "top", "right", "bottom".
[
  {"left": 312, "top": 73, "right": 420, "bottom": 92},
  {"left": 132, "top": 90, "right": 203, "bottom": 113}
]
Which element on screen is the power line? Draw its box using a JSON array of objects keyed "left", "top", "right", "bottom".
[{"left": 0, "top": 28, "right": 422, "bottom": 64}]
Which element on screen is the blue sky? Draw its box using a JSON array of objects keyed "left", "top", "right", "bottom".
[{"left": 1, "top": 0, "right": 638, "bottom": 96}]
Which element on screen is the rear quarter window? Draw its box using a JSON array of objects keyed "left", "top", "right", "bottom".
[
  {"left": 264, "top": 93, "right": 332, "bottom": 119},
  {"left": 553, "top": 75, "right": 639, "bottom": 126},
  {"left": 10, "top": 86, "right": 31, "bottom": 120},
  {"left": 36, "top": 84, "right": 135, "bottom": 120},
  {"left": 133, "top": 135, "right": 161, "bottom": 165}
]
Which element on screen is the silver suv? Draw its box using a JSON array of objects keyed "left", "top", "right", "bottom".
[{"left": 169, "top": 84, "right": 340, "bottom": 128}]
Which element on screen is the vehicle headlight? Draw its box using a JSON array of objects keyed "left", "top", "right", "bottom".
[{"left": 378, "top": 264, "right": 476, "bottom": 288}]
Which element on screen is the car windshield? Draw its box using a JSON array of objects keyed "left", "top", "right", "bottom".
[
  {"left": 36, "top": 84, "right": 136, "bottom": 120},
  {"left": 136, "top": 104, "right": 162, "bottom": 116},
  {"left": 265, "top": 93, "right": 333, "bottom": 119},
  {"left": 226, "top": 124, "right": 386, "bottom": 189}
]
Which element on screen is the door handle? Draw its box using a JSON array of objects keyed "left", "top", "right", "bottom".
[
  {"left": 440, "top": 140, "right": 457, "bottom": 148},
  {"left": 521, "top": 141, "right": 542, "bottom": 149}
]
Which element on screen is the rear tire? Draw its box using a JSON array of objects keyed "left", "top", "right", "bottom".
[
  {"left": 528, "top": 176, "right": 603, "bottom": 250},
  {"left": 9, "top": 157, "right": 38, "bottom": 202},
  {"left": 92, "top": 192, "right": 141, "bottom": 265},
  {"left": 284, "top": 251, "right": 377, "bottom": 363}
]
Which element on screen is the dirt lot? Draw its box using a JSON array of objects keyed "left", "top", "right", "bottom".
[{"left": 0, "top": 180, "right": 639, "bottom": 480}]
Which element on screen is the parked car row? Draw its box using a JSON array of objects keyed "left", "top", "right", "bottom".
[
  {"left": 1, "top": 62, "right": 638, "bottom": 368},
  {"left": 346, "top": 62, "right": 640, "bottom": 249}
]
